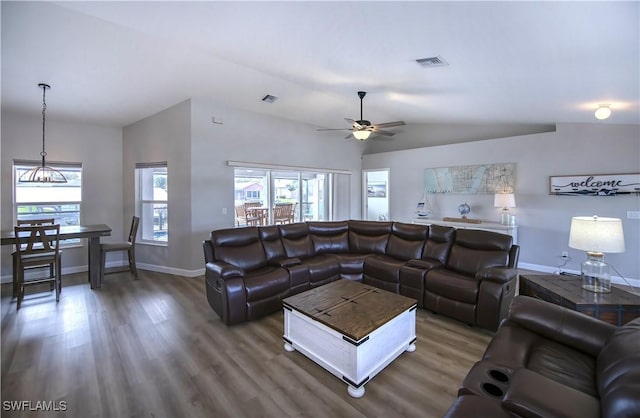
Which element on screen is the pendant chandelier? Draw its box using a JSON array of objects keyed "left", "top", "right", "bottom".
[{"left": 19, "top": 83, "right": 67, "bottom": 183}]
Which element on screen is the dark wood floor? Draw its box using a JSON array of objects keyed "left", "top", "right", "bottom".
[{"left": 1, "top": 271, "right": 493, "bottom": 418}]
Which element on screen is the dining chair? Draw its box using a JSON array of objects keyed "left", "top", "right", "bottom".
[
  {"left": 99, "top": 216, "right": 140, "bottom": 284},
  {"left": 273, "top": 203, "right": 293, "bottom": 224},
  {"left": 13, "top": 223, "right": 62, "bottom": 310},
  {"left": 242, "top": 203, "right": 263, "bottom": 226},
  {"left": 12, "top": 218, "right": 57, "bottom": 298},
  {"left": 235, "top": 204, "right": 259, "bottom": 226}
]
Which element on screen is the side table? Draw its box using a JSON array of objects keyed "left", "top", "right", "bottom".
[{"left": 519, "top": 274, "right": 640, "bottom": 326}]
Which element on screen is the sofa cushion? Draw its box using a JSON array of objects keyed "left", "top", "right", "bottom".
[
  {"left": 210, "top": 227, "right": 267, "bottom": 271},
  {"left": 308, "top": 221, "right": 350, "bottom": 254},
  {"left": 502, "top": 369, "right": 600, "bottom": 418},
  {"left": 259, "top": 225, "right": 286, "bottom": 261},
  {"left": 348, "top": 220, "right": 392, "bottom": 254},
  {"left": 425, "top": 269, "right": 478, "bottom": 304},
  {"left": 446, "top": 230, "right": 512, "bottom": 276},
  {"left": 422, "top": 225, "right": 455, "bottom": 264},
  {"left": 243, "top": 267, "right": 291, "bottom": 302},
  {"left": 597, "top": 317, "right": 640, "bottom": 418},
  {"left": 385, "top": 222, "right": 427, "bottom": 260},
  {"left": 279, "top": 223, "right": 314, "bottom": 258}
]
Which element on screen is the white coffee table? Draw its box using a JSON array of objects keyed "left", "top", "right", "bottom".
[{"left": 282, "top": 279, "right": 417, "bottom": 398}]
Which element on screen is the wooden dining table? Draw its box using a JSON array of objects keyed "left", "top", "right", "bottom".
[{"left": 1, "top": 224, "right": 112, "bottom": 289}]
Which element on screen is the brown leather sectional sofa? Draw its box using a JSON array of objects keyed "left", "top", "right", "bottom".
[
  {"left": 203, "top": 220, "right": 519, "bottom": 330},
  {"left": 444, "top": 295, "right": 640, "bottom": 418}
]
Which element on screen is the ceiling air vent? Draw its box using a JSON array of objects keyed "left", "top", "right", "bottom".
[
  {"left": 261, "top": 94, "right": 278, "bottom": 103},
  {"left": 416, "top": 56, "right": 449, "bottom": 68}
]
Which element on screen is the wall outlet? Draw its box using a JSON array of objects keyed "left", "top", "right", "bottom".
[
  {"left": 561, "top": 251, "right": 569, "bottom": 258},
  {"left": 222, "top": 207, "right": 227, "bottom": 215},
  {"left": 627, "top": 210, "right": 640, "bottom": 219}
]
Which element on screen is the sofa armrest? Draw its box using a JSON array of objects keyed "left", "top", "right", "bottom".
[
  {"left": 269, "top": 257, "right": 301, "bottom": 268},
  {"left": 405, "top": 258, "right": 442, "bottom": 270},
  {"left": 503, "top": 369, "right": 600, "bottom": 418},
  {"left": 205, "top": 261, "right": 245, "bottom": 279},
  {"left": 503, "top": 296, "right": 616, "bottom": 356},
  {"left": 476, "top": 267, "right": 517, "bottom": 284}
]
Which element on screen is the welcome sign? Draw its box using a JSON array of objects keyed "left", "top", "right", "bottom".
[{"left": 549, "top": 173, "right": 640, "bottom": 196}]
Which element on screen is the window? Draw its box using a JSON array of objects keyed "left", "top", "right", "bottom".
[
  {"left": 135, "top": 163, "right": 168, "bottom": 243},
  {"left": 231, "top": 162, "right": 351, "bottom": 227},
  {"left": 13, "top": 161, "right": 83, "bottom": 245}
]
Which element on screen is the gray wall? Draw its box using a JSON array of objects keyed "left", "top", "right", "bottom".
[
  {"left": 122, "top": 100, "right": 192, "bottom": 274},
  {"left": 363, "top": 123, "right": 640, "bottom": 283},
  {"left": 1, "top": 110, "right": 123, "bottom": 282},
  {"left": 123, "top": 98, "right": 364, "bottom": 275},
  {"left": 189, "top": 98, "right": 364, "bottom": 271}
]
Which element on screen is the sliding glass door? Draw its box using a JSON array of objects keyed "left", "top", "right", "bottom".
[{"left": 234, "top": 167, "right": 333, "bottom": 226}]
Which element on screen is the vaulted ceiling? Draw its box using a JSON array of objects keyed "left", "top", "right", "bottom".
[{"left": 2, "top": 1, "right": 638, "bottom": 149}]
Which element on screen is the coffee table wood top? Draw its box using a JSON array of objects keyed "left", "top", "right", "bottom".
[{"left": 283, "top": 280, "right": 417, "bottom": 342}]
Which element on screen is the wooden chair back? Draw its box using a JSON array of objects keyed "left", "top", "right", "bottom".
[
  {"left": 14, "top": 224, "right": 61, "bottom": 262},
  {"left": 17, "top": 218, "right": 56, "bottom": 226},
  {"left": 128, "top": 216, "right": 140, "bottom": 245}
]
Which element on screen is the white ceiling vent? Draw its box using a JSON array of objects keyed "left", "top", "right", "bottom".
[
  {"left": 416, "top": 56, "right": 449, "bottom": 68},
  {"left": 261, "top": 94, "right": 278, "bottom": 103}
]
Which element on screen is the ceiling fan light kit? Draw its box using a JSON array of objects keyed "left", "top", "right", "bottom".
[
  {"left": 317, "top": 91, "right": 406, "bottom": 141},
  {"left": 594, "top": 104, "right": 611, "bottom": 120},
  {"left": 353, "top": 130, "right": 371, "bottom": 141}
]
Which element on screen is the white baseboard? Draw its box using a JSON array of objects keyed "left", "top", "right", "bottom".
[
  {"left": 3, "top": 261, "right": 637, "bottom": 289},
  {"left": 1, "top": 261, "right": 205, "bottom": 284}
]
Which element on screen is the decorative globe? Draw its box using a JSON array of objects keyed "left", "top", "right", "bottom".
[{"left": 458, "top": 202, "right": 471, "bottom": 218}]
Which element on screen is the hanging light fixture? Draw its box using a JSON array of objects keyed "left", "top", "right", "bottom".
[{"left": 19, "top": 83, "right": 67, "bottom": 183}]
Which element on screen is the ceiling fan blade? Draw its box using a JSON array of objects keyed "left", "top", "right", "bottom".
[
  {"left": 317, "top": 128, "right": 353, "bottom": 131},
  {"left": 345, "top": 133, "right": 355, "bottom": 140},
  {"left": 373, "top": 130, "right": 395, "bottom": 137},
  {"left": 372, "top": 121, "right": 406, "bottom": 129},
  {"left": 345, "top": 118, "right": 363, "bottom": 129}
]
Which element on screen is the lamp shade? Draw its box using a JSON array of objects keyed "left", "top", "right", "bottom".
[
  {"left": 352, "top": 130, "right": 371, "bottom": 141},
  {"left": 494, "top": 193, "right": 516, "bottom": 208},
  {"left": 568, "top": 216, "right": 625, "bottom": 253}
]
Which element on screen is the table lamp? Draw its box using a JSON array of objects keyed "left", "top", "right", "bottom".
[
  {"left": 494, "top": 193, "right": 516, "bottom": 225},
  {"left": 568, "top": 215, "right": 625, "bottom": 293}
]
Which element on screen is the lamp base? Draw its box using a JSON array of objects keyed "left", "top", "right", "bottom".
[{"left": 581, "top": 252, "right": 611, "bottom": 293}]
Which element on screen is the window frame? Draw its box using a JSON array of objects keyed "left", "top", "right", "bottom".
[
  {"left": 135, "top": 162, "right": 168, "bottom": 245},
  {"left": 13, "top": 160, "right": 83, "bottom": 246}
]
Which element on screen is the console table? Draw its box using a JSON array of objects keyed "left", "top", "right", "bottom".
[
  {"left": 519, "top": 274, "right": 640, "bottom": 326},
  {"left": 412, "top": 218, "right": 518, "bottom": 244}
]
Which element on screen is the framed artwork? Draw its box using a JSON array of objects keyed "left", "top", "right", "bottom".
[
  {"left": 424, "top": 162, "right": 515, "bottom": 194},
  {"left": 549, "top": 173, "right": 640, "bottom": 196},
  {"left": 367, "top": 182, "right": 387, "bottom": 198}
]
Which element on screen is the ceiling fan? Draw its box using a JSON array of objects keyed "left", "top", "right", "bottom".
[{"left": 318, "top": 91, "right": 406, "bottom": 141}]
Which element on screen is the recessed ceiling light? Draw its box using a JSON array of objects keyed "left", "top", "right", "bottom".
[
  {"left": 416, "top": 56, "right": 449, "bottom": 68},
  {"left": 262, "top": 94, "right": 278, "bottom": 103}
]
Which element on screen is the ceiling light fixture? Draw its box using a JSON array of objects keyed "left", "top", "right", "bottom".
[
  {"left": 353, "top": 130, "right": 371, "bottom": 141},
  {"left": 594, "top": 104, "right": 611, "bottom": 120},
  {"left": 19, "top": 83, "right": 67, "bottom": 183}
]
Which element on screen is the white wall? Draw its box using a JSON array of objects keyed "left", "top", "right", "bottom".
[
  {"left": 1, "top": 110, "right": 123, "bottom": 282},
  {"left": 363, "top": 123, "right": 640, "bottom": 283}
]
